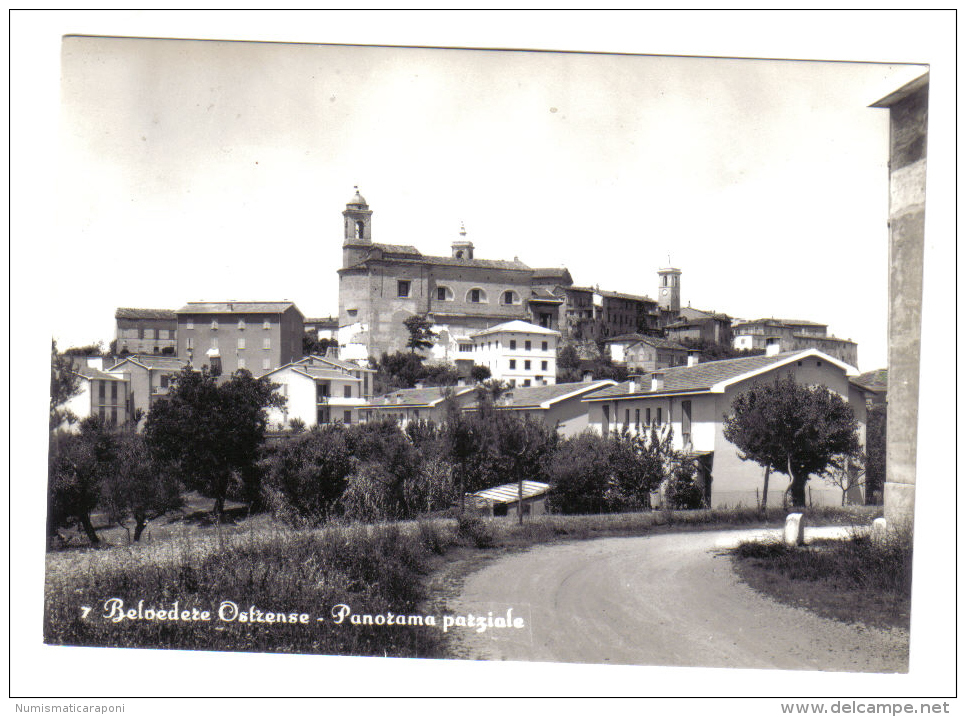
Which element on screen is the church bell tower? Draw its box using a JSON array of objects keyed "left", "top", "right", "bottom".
[
  {"left": 342, "top": 186, "right": 372, "bottom": 268},
  {"left": 657, "top": 266, "right": 682, "bottom": 313}
]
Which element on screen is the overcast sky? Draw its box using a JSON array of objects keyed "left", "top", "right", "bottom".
[{"left": 55, "top": 36, "right": 926, "bottom": 371}]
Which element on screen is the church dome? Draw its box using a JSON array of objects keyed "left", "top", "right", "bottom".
[{"left": 347, "top": 186, "right": 368, "bottom": 207}]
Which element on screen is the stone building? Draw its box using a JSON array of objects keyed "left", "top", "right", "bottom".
[
  {"left": 731, "top": 318, "right": 858, "bottom": 368},
  {"left": 337, "top": 188, "right": 563, "bottom": 362},
  {"left": 871, "top": 72, "right": 928, "bottom": 528},
  {"left": 175, "top": 301, "right": 304, "bottom": 376},
  {"left": 114, "top": 308, "right": 178, "bottom": 355}
]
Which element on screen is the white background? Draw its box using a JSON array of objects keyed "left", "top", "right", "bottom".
[{"left": 8, "top": 9, "right": 958, "bottom": 710}]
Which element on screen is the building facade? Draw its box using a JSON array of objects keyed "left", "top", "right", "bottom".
[
  {"left": 731, "top": 318, "right": 858, "bottom": 367},
  {"left": 467, "top": 320, "right": 559, "bottom": 387},
  {"left": 176, "top": 301, "right": 304, "bottom": 376},
  {"left": 605, "top": 334, "right": 690, "bottom": 371},
  {"left": 106, "top": 355, "right": 188, "bottom": 423},
  {"left": 115, "top": 308, "right": 178, "bottom": 355},
  {"left": 582, "top": 349, "right": 867, "bottom": 508},
  {"left": 359, "top": 385, "right": 479, "bottom": 428},
  {"left": 264, "top": 363, "right": 366, "bottom": 428},
  {"left": 63, "top": 365, "right": 131, "bottom": 429}
]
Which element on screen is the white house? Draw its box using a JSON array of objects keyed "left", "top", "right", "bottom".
[
  {"left": 467, "top": 320, "right": 559, "bottom": 387},
  {"left": 294, "top": 354, "right": 376, "bottom": 401},
  {"left": 264, "top": 363, "right": 366, "bottom": 429},
  {"left": 360, "top": 385, "right": 479, "bottom": 428},
  {"left": 581, "top": 348, "right": 869, "bottom": 508},
  {"left": 61, "top": 365, "right": 132, "bottom": 430}
]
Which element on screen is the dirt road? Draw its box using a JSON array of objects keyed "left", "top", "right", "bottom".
[{"left": 445, "top": 528, "right": 909, "bottom": 672}]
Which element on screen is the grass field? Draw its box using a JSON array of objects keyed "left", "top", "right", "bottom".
[{"left": 45, "top": 505, "right": 886, "bottom": 658}]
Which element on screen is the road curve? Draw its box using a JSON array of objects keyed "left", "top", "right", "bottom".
[{"left": 445, "top": 528, "right": 909, "bottom": 672}]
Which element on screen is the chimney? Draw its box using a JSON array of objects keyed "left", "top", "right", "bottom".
[
  {"left": 628, "top": 373, "right": 644, "bottom": 393},
  {"left": 651, "top": 372, "right": 665, "bottom": 392},
  {"left": 582, "top": 371, "right": 594, "bottom": 383},
  {"left": 766, "top": 338, "right": 781, "bottom": 356},
  {"left": 687, "top": 350, "right": 700, "bottom": 367}
]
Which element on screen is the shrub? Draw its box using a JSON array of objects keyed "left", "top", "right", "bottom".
[
  {"left": 665, "top": 458, "right": 706, "bottom": 510},
  {"left": 416, "top": 520, "right": 449, "bottom": 555},
  {"left": 456, "top": 513, "right": 493, "bottom": 548},
  {"left": 547, "top": 431, "right": 612, "bottom": 514}
]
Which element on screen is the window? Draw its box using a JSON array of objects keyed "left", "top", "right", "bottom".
[
  {"left": 111, "top": 407, "right": 117, "bottom": 425},
  {"left": 186, "top": 337, "right": 193, "bottom": 349},
  {"left": 344, "top": 411, "right": 353, "bottom": 424},
  {"left": 186, "top": 319, "right": 194, "bottom": 330},
  {"left": 657, "top": 407, "right": 663, "bottom": 424},
  {"left": 635, "top": 409, "right": 640, "bottom": 428},
  {"left": 263, "top": 337, "right": 271, "bottom": 349},
  {"left": 344, "top": 385, "right": 352, "bottom": 398},
  {"left": 602, "top": 405, "right": 610, "bottom": 434},
  {"left": 523, "top": 379, "right": 531, "bottom": 387},
  {"left": 509, "top": 359, "right": 516, "bottom": 369},
  {"left": 160, "top": 375, "right": 169, "bottom": 388},
  {"left": 646, "top": 407, "right": 651, "bottom": 425},
  {"left": 467, "top": 288, "right": 486, "bottom": 303},
  {"left": 144, "top": 329, "right": 155, "bottom": 340},
  {"left": 542, "top": 341, "right": 548, "bottom": 351},
  {"left": 625, "top": 409, "right": 630, "bottom": 428},
  {"left": 237, "top": 337, "right": 246, "bottom": 349},
  {"left": 525, "top": 341, "right": 531, "bottom": 351},
  {"left": 524, "top": 360, "right": 531, "bottom": 370},
  {"left": 509, "top": 379, "right": 516, "bottom": 387},
  {"left": 263, "top": 319, "right": 271, "bottom": 330},
  {"left": 211, "top": 319, "right": 218, "bottom": 330},
  {"left": 502, "top": 290, "right": 518, "bottom": 305},
  {"left": 541, "top": 361, "right": 548, "bottom": 371},
  {"left": 397, "top": 280, "right": 411, "bottom": 298},
  {"left": 459, "top": 344, "right": 472, "bottom": 353},
  {"left": 238, "top": 319, "right": 246, "bottom": 330},
  {"left": 317, "top": 382, "right": 330, "bottom": 399},
  {"left": 436, "top": 286, "right": 452, "bottom": 301},
  {"left": 110, "top": 382, "right": 117, "bottom": 400},
  {"left": 262, "top": 358, "right": 270, "bottom": 370},
  {"left": 237, "top": 357, "right": 246, "bottom": 369},
  {"left": 510, "top": 340, "right": 516, "bottom": 350},
  {"left": 210, "top": 337, "right": 219, "bottom": 349}
]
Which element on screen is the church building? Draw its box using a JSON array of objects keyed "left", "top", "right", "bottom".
[{"left": 337, "top": 188, "right": 570, "bottom": 362}]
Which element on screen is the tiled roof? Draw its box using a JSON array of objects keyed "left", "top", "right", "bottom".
[
  {"left": 792, "top": 333, "right": 855, "bottom": 344},
  {"left": 470, "top": 320, "right": 561, "bottom": 338},
  {"left": 298, "top": 355, "right": 375, "bottom": 373},
  {"left": 74, "top": 365, "right": 127, "bottom": 381},
  {"left": 635, "top": 336, "right": 689, "bottom": 351},
  {"left": 115, "top": 308, "right": 177, "bottom": 320},
  {"left": 567, "top": 285, "right": 595, "bottom": 294},
  {"left": 531, "top": 267, "right": 572, "bottom": 280},
  {"left": 678, "top": 306, "right": 731, "bottom": 321},
  {"left": 472, "top": 481, "right": 550, "bottom": 504},
  {"left": 852, "top": 368, "right": 888, "bottom": 391},
  {"left": 583, "top": 351, "right": 821, "bottom": 400},
  {"left": 597, "top": 289, "right": 656, "bottom": 304},
  {"left": 177, "top": 301, "right": 300, "bottom": 315},
  {"left": 530, "top": 288, "right": 564, "bottom": 301},
  {"left": 293, "top": 366, "right": 361, "bottom": 381},
  {"left": 109, "top": 355, "right": 187, "bottom": 371},
  {"left": 733, "top": 318, "right": 827, "bottom": 328},
  {"left": 489, "top": 380, "right": 616, "bottom": 408},
  {"left": 371, "top": 242, "right": 423, "bottom": 256},
  {"left": 304, "top": 317, "right": 338, "bottom": 327},
  {"left": 366, "top": 385, "right": 476, "bottom": 408},
  {"left": 354, "top": 244, "right": 530, "bottom": 271}
]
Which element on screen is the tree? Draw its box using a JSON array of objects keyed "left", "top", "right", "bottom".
[
  {"left": 469, "top": 364, "right": 491, "bottom": 383},
  {"left": 303, "top": 334, "right": 339, "bottom": 358},
  {"left": 100, "top": 430, "right": 182, "bottom": 541},
  {"left": 63, "top": 342, "right": 104, "bottom": 357},
  {"left": 608, "top": 426, "right": 675, "bottom": 510},
  {"left": 547, "top": 431, "right": 612, "bottom": 514},
  {"left": 50, "top": 339, "right": 81, "bottom": 431},
  {"left": 403, "top": 314, "right": 438, "bottom": 353},
  {"left": 143, "top": 367, "right": 285, "bottom": 519},
  {"left": 491, "top": 412, "right": 558, "bottom": 524},
  {"left": 723, "top": 375, "right": 860, "bottom": 508},
  {"left": 822, "top": 451, "right": 866, "bottom": 507},
  {"left": 47, "top": 416, "right": 117, "bottom": 545}
]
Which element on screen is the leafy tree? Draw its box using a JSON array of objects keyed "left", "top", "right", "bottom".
[
  {"left": 609, "top": 427, "right": 674, "bottom": 509},
  {"left": 100, "top": 430, "right": 182, "bottom": 541},
  {"left": 50, "top": 339, "right": 81, "bottom": 431},
  {"left": 665, "top": 457, "right": 706, "bottom": 509},
  {"left": 469, "top": 364, "right": 491, "bottom": 383},
  {"left": 63, "top": 342, "right": 104, "bottom": 357},
  {"left": 343, "top": 418, "right": 424, "bottom": 519},
  {"left": 47, "top": 417, "right": 117, "bottom": 545},
  {"left": 865, "top": 403, "right": 886, "bottom": 504},
  {"left": 260, "top": 424, "right": 355, "bottom": 527},
  {"left": 557, "top": 344, "right": 581, "bottom": 372},
  {"left": 547, "top": 431, "right": 612, "bottom": 514},
  {"left": 821, "top": 451, "right": 866, "bottom": 507},
  {"left": 374, "top": 351, "right": 426, "bottom": 392},
  {"left": 723, "top": 375, "right": 859, "bottom": 508},
  {"left": 491, "top": 412, "right": 558, "bottom": 524},
  {"left": 403, "top": 314, "right": 438, "bottom": 353},
  {"left": 143, "top": 367, "right": 285, "bottom": 519},
  {"left": 303, "top": 334, "right": 339, "bottom": 357},
  {"left": 441, "top": 392, "right": 495, "bottom": 509}
]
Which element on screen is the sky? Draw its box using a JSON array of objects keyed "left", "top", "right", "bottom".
[{"left": 53, "top": 36, "right": 926, "bottom": 371}]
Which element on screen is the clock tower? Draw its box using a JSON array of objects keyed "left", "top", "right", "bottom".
[{"left": 657, "top": 267, "right": 682, "bottom": 313}]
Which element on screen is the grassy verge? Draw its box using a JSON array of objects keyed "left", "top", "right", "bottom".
[
  {"left": 730, "top": 528, "right": 912, "bottom": 630},
  {"left": 45, "top": 505, "right": 882, "bottom": 658}
]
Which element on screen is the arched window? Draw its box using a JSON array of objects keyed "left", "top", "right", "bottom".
[
  {"left": 502, "top": 290, "right": 520, "bottom": 305},
  {"left": 466, "top": 288, "right": 488, "bottom": 304},
  {"left": 436, "top": 285, "right": 454, "bottom": 301},
  {"left": 355, "top": 220, "right": 365, "bottom": 240}
]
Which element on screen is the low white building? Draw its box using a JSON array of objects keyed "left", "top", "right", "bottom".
[
  {"left": 294, "top": 354, "right": 376, "bottom": 401},
  {"left": 264, "top": 363, "right": 366, "bottom": 429},
  {"left": 61, "top": 364, "right": 131, "bottom": 430},
  {"left": 360, "top": 385, "right": 479, "bottom": 428},
  {"left": 467, "top": 320, "right": 559, "bottom": 387}
]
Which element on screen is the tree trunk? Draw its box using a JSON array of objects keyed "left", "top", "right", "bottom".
[
  {"left": 79, "top": 513, "right": 99, "bottom": 546},
  {"left": 518, "top": 475, "right": 524, "bottom": 525},
  {"left": 761, "top": 466, "right": 770, "bottom": 511},
  {"left": 788, "top": 455, "right": 807, "bottom": 508},
  {"left": 133, "top": 513, "right": 147, "bottom": 542},
  {"left": 213, "top": 495, "right": 225, "bottom": 522}
]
